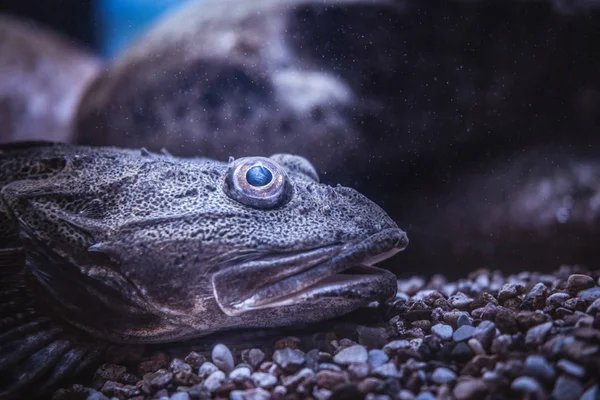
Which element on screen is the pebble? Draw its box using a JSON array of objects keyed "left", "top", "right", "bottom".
[
  {"left": 53, "top": 267, "right": 600, "bottom": 400},
  {"left": 498, "top": 283, "right": 519, "bottom": 303},
  {"left": 431, "top": 324, "right": 453, "bottom": 340},
  {"left": 521, "top": 282, "right": 548, "bottom": 310},
  {"left": 169, "top": 393, "right": 189, "bottom": 400},
  {"left": 586, "top": 298, "right": 600, "bottom": 314},
  {"left": 415, "top": 391, "right": 436, "bottom": 400},
  {"left": 451, "top": 342, "right": 474, "bottom": 361},
  {"left": 183, "top": 352, "right": 205, "bottom": 368},
  {"left": 247, "top": 349, "right": 266, "bottom": 368},
  {"left": 448, "top": 292, "right": 473, "bottom": 310},
  {"left": 273, "top": 348, "right": 305, "bottom": 371},
  {"left": 430, "top": 367, "right": 457, "bottom": 384},
  {"left": 198, "top": 362, "right": 219, "bottom": 379},
  {"left": 457, "top": 313, "right": 472, "bottom": 327},
  {"left": 525, "top": 321, "right": 553, "bottom": 345},
  {"left": 523, "top": 355, "right": 556, "bottom": 384},
  {"left": 566, "top": 274, "right": 595, "bottom": 293},
  {"left": 367, "top": 349, "right": 389, "bottom": 368},
  {"left": 203, "top": 371, "right": 225, "bottom": 392},
  {"left": 315, "top": 370, "right": 347, "bottom": 389},
  {"left": 578, "top": 287, "right": 600, "bottom": 303},
  {"left": 251, "top": 372, "right": 278, "bottom": 388},
  {"left": 333, "top": 344, "right": 368, "bottom": 365},
  {"left": 281, "top": 368, "right": 314, "bottom": 387},
  {"left": 551, "top": 374, "right": 584, "bottom": 400},
  {"left": 472, "top": 321, "right": 496, "bottom": 349},
  {"left": 229, "top": 367, "right": 252, "bottom": 382},
  {"left": 580, "top": 385, "right": 599, "bottom": 400},
  {"left": 556, "top": 359, "right": 586, "bottom": 378},
  {"left": 453, "top": 379, "right": 487, "bottom": 400},
  {"left": 453, "top": 325, "right": 475, "bottom": 342},
  {"left": 150, "top": 372, "right": 173, "bottom": 389},
  {"left": 467, "top": 338, "right": 485, "bottom": 355},
  {"left": 510, "top": 377, "right": 543, "bottom": 394},
  {"left": 347, "top": 362, "right": 370, "bottom": 380},
  {"left": 230, "top": 388, "right": 271, "bottom": 400},
  {"left": 211, "top": 344, "right": 234, "bottom": 373},
  {"left": 547, "top": 292, "right": 571, "bottom": 307},
  {"left": 169, "top": 359, "right": 191, "bottom": 374},
  {"left": 372, "top": 363, "right": 400, "bottom": 378}
]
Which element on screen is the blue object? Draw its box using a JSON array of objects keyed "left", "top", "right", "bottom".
[
  {"left": 94, "top": 0, "right": 197, "bottom": 59},
  {"left": 246, "top": 166, "right": 273, "bottom": 187}
]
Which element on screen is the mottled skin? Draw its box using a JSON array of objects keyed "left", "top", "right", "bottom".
[{"left": 0, "top": 142, "right": 407, "bottom": 398}]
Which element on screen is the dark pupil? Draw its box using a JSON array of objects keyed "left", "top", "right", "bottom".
[{"left": 246, "top": 165, "right": 273, "bottom": 187}]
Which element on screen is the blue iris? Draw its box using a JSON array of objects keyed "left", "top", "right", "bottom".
[{"left": 246, "top": 165, "right": 273, "bottom": 187}]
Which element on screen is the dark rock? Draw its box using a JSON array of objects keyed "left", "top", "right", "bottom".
[
  {"left": 491, "top": 334, "right": 512, "bottom": 355},
  {"left": 170, "top": 358, "right": 192, "bottom": 373},
  {"left": 453, "top": 326, "right": 476, "bottom": 342},
  {"left": 451, "top": 342, "right": 474, "bottom": 362},
  {"left": 523, "top": 355, "right": 556, "bottom": 384},
  {"left": 551, "top": 374, "right": 584, "bottom": 400},
  {"left": 430, "top": 367, "right": 457, "bottom": 384},
  {"left": 357, "top": 326, "right": 389, "bottom": 348},
  {"left": 556, "top": 359, "right": 586, "bottom": 378},
  {"left": 494, "top": 307, "right": 519, "bottom": 334},
  {"left": 579, "top": 287, "right": 600, "bottom": 303},
  {"left": 448, "top": 292, "right": 474, "bottom": 310},
  {"left": 516, "top": 311, "right": 549, "bottom": 330},
  {"left": 546, "top": 293, "right": 571, "bottom": 308},
  {"left": 521, "top": 283, "right": 549, "bottom": 311},
  {"left": 525, "top": 322, "right": 553, "bottom": 346},
  {"left": 316, "top": 370, "right": 347, "bottom": 389},
  {"left": 150, "top": 371, "right": 173, "bottom": 389},
  {"left": 184, "top": 352, "right": 206, "bottom": 368},
  {"left": 473, "top": 321, "right": 497, "bottom": 349},
  {"left": 566, "top": 274, "right": 595, "bottom": 294},
  {"left": 453, "top": 379, "right": 487, "bottom": 400},
  {"left": 357, "top": 377, "right": 383, "bottom": 394},
  {"left": 471, "top": 292, "right": 498, "bottom": 310},
  {"left": 510, "top": 377, "right": 545, "bottom": 396}
]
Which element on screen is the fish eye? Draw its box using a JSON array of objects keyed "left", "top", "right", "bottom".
[
  {"left": 224, "top": 157, "right": 292, "bottom": 209},
  {"left": 246, "top": 165, "right": 273, "bottom": 187}
]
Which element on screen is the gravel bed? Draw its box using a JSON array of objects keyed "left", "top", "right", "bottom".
[{"left": 53, "top": 266, "right": 600, "bottom": 400}]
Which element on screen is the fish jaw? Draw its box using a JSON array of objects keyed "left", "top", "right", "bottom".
[{"left": 212, "top": 228, "right": 407, "bottom": 316}]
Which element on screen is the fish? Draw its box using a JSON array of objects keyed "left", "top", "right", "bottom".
[{"left": 0, "top": 141, "right": 408, "bottom": 398}]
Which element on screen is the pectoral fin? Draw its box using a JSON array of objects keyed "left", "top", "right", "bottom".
[{"left": 0, "top": 247, "right": 104, "bottom": 399}]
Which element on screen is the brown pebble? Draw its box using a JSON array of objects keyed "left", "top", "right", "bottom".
[
  {"left": 357, "top": 377, "right": 383, "bottom": 393},
  {"left": 566, "top": 274, "right": 595, "bottom": 294},
  {"left": 471, "top": 292, "right": 498, "bottom": 311},
  {"left": 316, "top": 370, "right": 348, "bottom": 389},
  {"left": 453, "top": 379, "right": 487, "bottom": 400}
]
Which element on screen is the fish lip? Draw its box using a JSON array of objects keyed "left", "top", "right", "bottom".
[{"left": 212, "top": 228, "right": 408, "bottom": 316}]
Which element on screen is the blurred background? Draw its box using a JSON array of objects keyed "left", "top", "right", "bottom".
[{"left": 0, "top": 0, "right": 193, "bottom": 58}]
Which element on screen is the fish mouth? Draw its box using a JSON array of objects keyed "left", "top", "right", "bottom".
[{"left": 212, "top": 228, "right": 408, "bottom": 316}]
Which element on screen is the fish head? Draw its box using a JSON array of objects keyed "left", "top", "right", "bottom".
[{"left": 3, "top": 148, "right": 407, "bottom": 342}]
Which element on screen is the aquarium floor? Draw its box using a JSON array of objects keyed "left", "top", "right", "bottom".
[{"left": 53, "top": 266, "right": 600, "bottom": 400}]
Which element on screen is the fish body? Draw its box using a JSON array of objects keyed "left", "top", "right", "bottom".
[{"left": 0, "top": 142, "right": 407, "bottom": 398}]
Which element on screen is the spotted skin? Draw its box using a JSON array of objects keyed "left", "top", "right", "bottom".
[{"left": 0, "top": 141, "right": 407, "bottom": 398}]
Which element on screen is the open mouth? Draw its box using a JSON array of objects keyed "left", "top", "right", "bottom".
[{"left": 212, "top": 228, "right": 408, "bottom": 316}]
